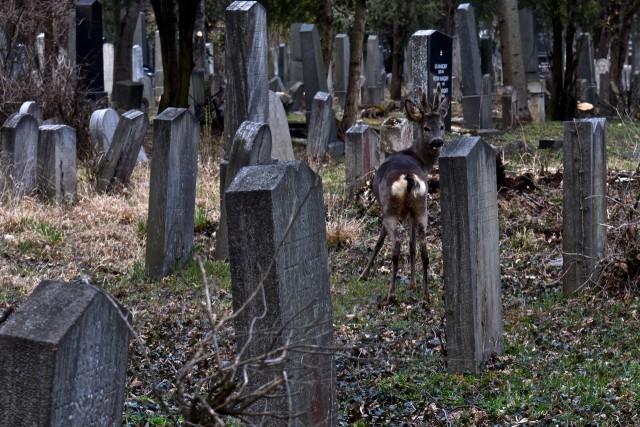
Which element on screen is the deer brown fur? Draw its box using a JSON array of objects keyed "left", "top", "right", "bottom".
[{"left": 359, "top": 85, "right": 450, "bottom": 305}]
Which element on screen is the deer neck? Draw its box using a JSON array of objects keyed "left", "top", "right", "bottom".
[{"left": 411, "top": 144, "right": 440, "bottom": 172}]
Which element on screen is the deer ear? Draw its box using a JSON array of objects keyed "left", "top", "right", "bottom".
[
  {"left": 405, "top": 99, "right": 423, "bottom": 122},
  {"left": 438, "top": 97, "right": 450, "bottom": 118},
  {"left": 419, "top": 87, "right": 429, "bottom": 112}
]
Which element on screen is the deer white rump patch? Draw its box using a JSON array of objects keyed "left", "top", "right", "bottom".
[{"left": 391, "top": 174, "right": 427, "bottom": 197}]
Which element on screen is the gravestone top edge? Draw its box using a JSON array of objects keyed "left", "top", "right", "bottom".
[
  {"left": 300, "top": 23, "right": 316, "bottom": 33},
  {"left": 122, "top": 109, "right": 145, "bottom": 119},
  {"left": 2, "top": 112, "right": 37, "bottom": 129},
  {"left": 226, "top": 1, "right": 259, "bottom": 12},
  {"left": 226, "top": 160, "right": 304, "bottom": 194},
  {"left": 346, "top": 123, "right": 374, "bottom": 135},
  {"left": 313, "top": 91, "right": 331, "bottom": 102},
  {"left": 155, "top": 107, "right": 192, "bottom": 122},
  {"left": 0, "top": 280, "right": 130, "bottom": 344},
  {"left": 38, "top": 124, "right": 74, "bottom": 132},
  {"left": 336, "top": 33, "right": 348, "bottom": 39},
  {"left": 441, "top": 136, "right": 494, "bottom": 159},
  {"left": 457, "top": 3, "right": 473, "bottom": 11}
]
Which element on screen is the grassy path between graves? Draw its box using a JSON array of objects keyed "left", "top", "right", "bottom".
[{"left": 1, "top": 119, "right": 639, "bottom": 426}]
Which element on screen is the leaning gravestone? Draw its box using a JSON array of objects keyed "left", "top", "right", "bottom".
[
  {"left": 439, "top": 136, "right": 503, "bottom": 374},
  {"left": 307, "top": 91, "right": 333, "bottom": 157},
  {"left": 38, "top": 124, "right": 77, "bottom": 203},
  {"left": 215, "top": 121, "right": 272, "bottom": 260},
  {"left": 345, "top": 123, "right": 379, "bottom": 198},
  {"left": 96, "top": 110, "right": 148, "bottom": 194},
  {"left": 0, "top": 279, "right": 132, "bottom": 427},
  {"left": 89, "top": 107, "right": 120, "bottom": 153},
  {"left": 268, "top": 90, "right": 295, "bottom": 161},
  {"left": 223, "top": 1, "right": 268, "bottom": 157},
  {"left": 227, "top": 160, "right": 336, "bottom": 426},
  {"left": 145, "top": 108, "right": 199, "bottom": 279},
  {"left": 562, "top": 118, "right": 607, "bottom": 294},
  {"left": 1, "top": 113, "right": 39, "bottom": 198}
]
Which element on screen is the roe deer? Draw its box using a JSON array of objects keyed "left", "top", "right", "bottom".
[{"left": 359, "top": 85, "right": 450, "bottom": 305}]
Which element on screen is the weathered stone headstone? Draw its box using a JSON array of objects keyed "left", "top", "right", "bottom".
[
  {"left": 269, "top": 76, "right": 286, "bottom": 93},
  {"left": 334, "top": 34, "right": 350, "bottom": 109},
  {"left": 277, "top": 42, "right": 288, "bottom": 85},
  {"left": 364, "top": 35, "right": 384, "bottom": 105},
  {"left": 439, "top": 136, "right": 503, "bottom": 374},
  {"left": 19, "top": 101, "right": 43, "bottom": 125},
  {"left": 223, "top": 1, "right": 268, "bottom": 157},
  {"left": 189, "top": 70, "right": 205, "bottom": 120},
  {"left": 75, "top": 0, "right": 105, "bottom": 97},
  {"left": 89, "top": 108, "right": 120, "bottom": 154},
  {"left": 139, "top": 75, "right": 155, "bottom": 111},
  {"left": 300, "top": 23, "right": 329, "bottom": 124},
  {"left": 307, "top": 92, "right": 333, "bottom": 157},
  {"left": 287, "top": 81, "right": 304, "bottom": 112},
  {"left": 103, "top": 42, "right": 114, "bottom": 95},
  {"left": 456, "top": 4, "right": 482, "bottom": 97},
  {"left": 10, "top": 43, "right": 28, "bottom": 78},
  {"left": 38, "top": 124, "right": 77, "bottom": 203},
  {"left": 519, "top": 9, "right": 539, "bottom": 77},
  {"left": 410, "top": 29, "right": 453, "bottom": 130},
  {"left": 215, "top": 121, "right": 272, "bottom": 260},
  {"left": 112, "top": 80, "right": 144, "bottom": 112},
  {"left": 227, "top": 160, "right": 336, "bottom": 426},
  {"left": 268, "top": 90, "right": 295, "bottom": 162},
  {"left": 501, "top": 86, "right": 517, "bottom": 129},
  {"left": 0, "top": 279, "right": 132, "bottom": 427},
  {"left": 379, "top": 116, "right": 412, "bottom": 160},
  {"left": 479, "top": 36, "right": 494, "bottom": 80},
  {"left": 289, "top": 23, "right": 304, "bottom": 85},
  {"left": 562, "top": 118, "right": 607, "bottom": 294},
  {"left": 595, "top": 58, "right": 610, "bottom": 103},
  {"left": 132, "top": 44, "right": 144, "bottom": 82},
  {"left": 1, "top": 113, "right": 39, "bottom": 198},
  {"left": 527, "top": 79, "right": 546, "bottom": 122},
  {"left": 133, "top": 11, "right": 149, "bottom": 69},
  {"left": 96, "top": 110, "right": 148, "bottom": 194},
  {"left": 154, "top": 30, "right": 164, "bottom": 97},
  {"left": 345, "top": 123, "right": 379, "bottom": 198},
  {"left": 145, "top": 108, "right": 199, "bottom": 279},
  {"left": 577, "top": 33, "right": 596, "bottom": 103}
]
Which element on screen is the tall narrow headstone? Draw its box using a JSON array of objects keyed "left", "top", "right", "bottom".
[
  {"left": 1, "top": 113, "right": 39, "bottom": 198},
  {"left": 456, "top": 4, "right": 482, "bottom": 96},
  {"left": 345, "top": 123, "right": 379, "bottom": 198},
  {"left": 268, "top": 91, "right": 295, "bottom": 161},
  {"left": 562, "top": 118, "right": 607, "bottom": 294},
  {"left": 223, "top": 1, "right": 268, "bottom": 157},
  {"left": 277, "top": 42, "right": 288, "bottom": 85},
  {"left": 75, "top": 0, "right": 105, "bottom": 96},
  {"left": 215, "top": 121, "right": 272, "bottom": 260},
  {"left": 154, "top": 30, "right": 164, "bottom": 97},
  {"left": 364, "top": 35, "right": 384, "bottom": 105},
  {"left": 577, "top": 33, "right": 596, "bottom": 103},
  {"left": 96, "top": 110, "right": 148, "bottom": 194},
  {"left": 439, "top": 136, "right": 503, "bottom": 374},
  {"left": 307, "top": 92, "right": 333, "bottom": 157},
  {"left": 227, "top": 160, "right": 336, "bottom": 426},
  {"left": 89, "top": 108, "right": 120, "bottom": 153},
  {"left": 103, "top": 42, "right": 114, "bottom": 95},
  {"left": 38, "top": 125, "right": 77, "bottom": 204},
  {"left": 0, "top": 280, "right": 132, "bottom": 427},
  {"left": 289, "top": 23, "right": 304, "bottom": 85},
  {"left": 132, "top": 44, "right": 144, "bottom": 82},
  {"left": 300, "top": 24, "right": 328, "bottom": 125},
  {"left": 519, "top": 9, "right": 538, "bottom": 77},
  {"left": 334, "top": 34, "right": 350, "bottom": 109},
  {"left": 410, "top": 30, "right": 453, "bottom": 130},
  {"left": 145, "top": 108, "right": 199, "bottom": 279},
  {"left": 133, "top": 12, "right": 149, "bottom": 69}
]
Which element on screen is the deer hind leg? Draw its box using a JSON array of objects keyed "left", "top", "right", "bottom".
[
  {"left": 417, "top": 216, "right": 430, "bottom": 305},
  {"left": 359, "top": 226, "right": 387, "bottom": 280},
  {"left": 408, "top": 219, "right": 417, "bottom": 291},
  {"left": 385, "top": 218, "right": 401, "bottom": 304}
]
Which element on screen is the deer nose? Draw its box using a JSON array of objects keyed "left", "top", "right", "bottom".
[{"left": 431, "top": 139, "right": 444, "bottom": 148}]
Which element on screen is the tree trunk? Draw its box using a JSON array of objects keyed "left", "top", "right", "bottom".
[
  {"left": 549, "top": 0, "right": 577, "bottom": 121},
  {"left": 112, "top": 0, "right": 140, "bottom": 83},
  {"left": 609, "top": 1, "right": 640, "bottom": 92},
  {"left": 319, "top": 0, "right": 334, "bottom": 76},
  {"left": 151, "top": 0, "right": 197, "bottom": 112},
  {"left": 339, "top": 0, "right": 366, "bottom": 138},
  {"left": 498, "top": 0, "right": 531, "bottom": 121},
  {"left": 443, "top": 0, "right": 457, "bottom": 37},
  {"left": 389, "top": 22, "right": 404, "bottom": 100}
]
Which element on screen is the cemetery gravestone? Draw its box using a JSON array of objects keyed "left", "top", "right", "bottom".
[
  {"left": 277, "top": 42, "right": 288, "bottom": 85},
  {"left": 215, "top": 121, "right": 272, "bottom": 260},
  {"left": 1, "top": 113, "right": 39, "bottom": 198},
  {"left": 133, "top": 12, "right": 149, "bottom": 69},
  {"left": 345, "top": 123, "right": 379, "bottom": 198},
  {"left": 410, "top": 30, "right": 452, "bottom": 131},
  {"left": 89, "top": 108, "right": 120, "bottom": 153},
  {"left": 96, "top": 109, "right": 148, "bottom": 194},
  {"left": 75, "top": 0, "right": 105, "bottom": 97},
  {"left": 227, "top": 160, "right": 336, "bottom": 426},
  {"left": 519, "top": 9, "right": 539, "bottom": 77},
  {"left": 307, "top": 92, "right": 333, "bottom": 157},
  {"left": 103, "top": 42, "right": 114, "bottom": 95},
  {"left": 289, "top": 23, "right": 304, "bottom": 85},
  {"left": 364, "top": 35, "right": 384, "bottom": 105},
  {"left": 456, "top": 4, "right": 482, "bottom": 96},
  {"left": 379, "top": 116, "right": 412, "bottom": 160},
  {"left": 501, "top": 86, "right": 517, "bottom": 129},
  {"left": 439, "top": 136, "right": 503, "bottom": 374},
  {"left": 268, "top": 90, "right": 295, "bottom": 162},
  {"left": 145, "top": 108, "right": 199, "bottom": 279},
  {"left": 132, "top": 44, "right": 144, "bottom": 82},
  {"left": 223, "top": 1, "right": 268, "bottom": 157},
  {"left": 577, "top": 33, "right": 596, "bottom": 103},
  {"left": 0, "top": 279, "right": 131, "bottom": 427},
  {"left": 562, "top": 118, "right": 607, "bottom": 294},
  {"left": 19, "top": 101, "right": 43, "bottom": 125},
  {"left": 154, "top": 30, "right": 164, "bottom": 97},
  {"left": 300, "top": 24, "right": 329, "bottom": 125},
  {"left": 112, "top": 80, "right": 144, "bottom": 112},
  {"left": 334, "top": 34, "right": 350, "bottom": 109},
  {"left": 38, "top": 124, "right": 77, "bottom": 203}
]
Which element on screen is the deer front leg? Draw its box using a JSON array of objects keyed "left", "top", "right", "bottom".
[{"left": 359, "top": 226, "right": 387, "bottom": 280}]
